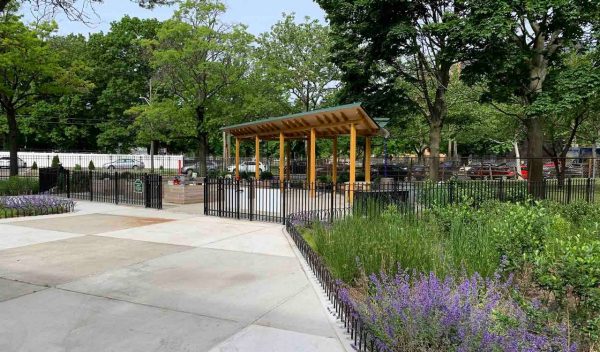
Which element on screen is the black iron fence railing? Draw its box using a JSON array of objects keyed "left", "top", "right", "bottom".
[
  {"left": 286, "top": 209, "right": 380, "bottom": 351},
  {"left": 40, "top": 168, "right": 163, "bottom": 209},
  {"left": 204, "top": 178, "right": 596, "bottom": 224}
]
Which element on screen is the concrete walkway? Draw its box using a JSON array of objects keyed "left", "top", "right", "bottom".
[{"left": 0, "top": 201, "right": 348, "bottom": 352}]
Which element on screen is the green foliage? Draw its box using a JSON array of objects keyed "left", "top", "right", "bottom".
[
  {"left": 50, "top": 155, "right": 60, "bottom": 168},
  {"left": 304, "top": 200, "right": 600, "bottom": 348},
  {"left": 30, "top": 161, "right": 37, "bottom": 170},
  {"left": 88, "top": 160, "right": 95, "bottom": 170},
  {"left": 74, "top": 164, "right": 82, "bottom": 171},
  {"left": 0, "top": 177, "right": 39, "bottom": 195},
  {"left": 259, "top": 170, "right": 273, "bottom": 180},
  {"left": 256, "top": 13, "right": 337, "bottom": 111}
]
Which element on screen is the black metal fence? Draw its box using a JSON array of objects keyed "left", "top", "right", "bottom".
[
  {"left": 40, "top": 168, "right": 163, "bottom": 209},
  {"left": 205, "top": 178, "right": 597, "bottom": 224},
  {"left": 286, "top": 209, "right": 378, "bottom": 351}
]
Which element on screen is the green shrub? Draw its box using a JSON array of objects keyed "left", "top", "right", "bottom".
[
  {"left": 31, "top": 161, "right": 38, "bottom": 170},
  {"left": 260, "top": 170, "right": 273, "bottom": 180},
  {"left": 302, "top": 200, "right": 600, "bottom": 349},
  {"left": 88, "top": 160, "right": 95, "bottom": 170},
  {"left": 74, "top": 164, "right": 82, "bottom": 171},
  {"left": 51, "top": 155, "right": 60, "bottom": 168},
  {"left": 0, "top": 177, "right": 40, "bottom": 195}
]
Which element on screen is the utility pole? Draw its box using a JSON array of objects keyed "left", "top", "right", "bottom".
[{"left": 139, "top": 79, "right": 155, "bottom": 172}]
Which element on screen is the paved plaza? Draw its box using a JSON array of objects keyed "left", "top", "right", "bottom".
[{"left": 0, "top": 201, "right": 348, "bottom": 352}]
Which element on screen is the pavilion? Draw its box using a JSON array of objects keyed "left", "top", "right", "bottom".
[{"left": 221, "top": 103, "right": 384, "bottom": 199}]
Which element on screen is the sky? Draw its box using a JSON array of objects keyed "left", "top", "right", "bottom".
[{"left": 20, "top": 0, "right": 327, "bottom": 36}]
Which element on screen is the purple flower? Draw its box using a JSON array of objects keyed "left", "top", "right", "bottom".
[{"left": 349, "top": 267, "right": 574, "bottom": 351}]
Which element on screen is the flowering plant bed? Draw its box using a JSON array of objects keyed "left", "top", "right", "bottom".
[
  {"left": 0, "top": 195, "right": 75, "bottom": 218},
  {"left": 289, "top": 200, "right": 599, "bottom": 351}
]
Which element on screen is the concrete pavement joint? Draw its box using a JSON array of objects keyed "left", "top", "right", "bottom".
[{"left": 54, "top": 286, "right": 242, "bottom": 325}]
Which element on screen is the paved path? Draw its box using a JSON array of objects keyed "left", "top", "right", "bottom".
[{"left": 0, "top": 201, "right": 348, "bottom": 352}]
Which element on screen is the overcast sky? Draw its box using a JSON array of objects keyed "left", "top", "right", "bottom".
[{"left": 20, "top": 0, "right": 326, "bottom": 36}]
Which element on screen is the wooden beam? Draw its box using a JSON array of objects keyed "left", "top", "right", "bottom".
[
  {"left": 349, "top": 123, "right": 356, "bottom": 203},
  {"left": 255, "top": 135, "right": 260, "bottom": 180},
  {"left": 235, "top": 119, "right": 362, "bottom": 139},
  {"left": 286, "top": 140, "right": 291, "bottom": 181},
  {"left": 365, "top": 136, "right": 371, "bottom": 183},
  {"left": 235, "top": 138, "right": 240, "bottom": 180}
]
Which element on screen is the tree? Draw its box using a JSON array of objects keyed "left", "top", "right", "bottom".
[
  {"left": 0, "top": 12, "right": 85, "bottom": 175},
  {"left": 461, "top": 0, "right": 600, "bottom": 188},
  {"left": 317, "top": 0, "right": 470, "bottom": 181},
  {"left": 1, "top": 0, "right": 174, "bottom": 19},
  {"left": 87, "top": 16, "right": 161, "bottom": 152},
  {"left": 538, "top": 52, "right": 600, "bottom": 184},
  {"left": 148, "top": 0, "right": 253, "bottom": 176},
  {"left": 256, "top": 13, "right": 338, "bottom": 112}
]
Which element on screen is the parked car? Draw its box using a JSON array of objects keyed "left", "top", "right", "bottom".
[
  {"left": 410, "top": 164, "right": 428, "bottom": 181},
  {"left": 182, "top": 160, "right": 218, "bottom": 176},
  {"left": 103, "top": 159, "right": 145, "bottom": 170},
  {"left": 0, "top": 157, "right": 27, "bottom": 169},
  {"left": 467, "top": 163, "right": 516, "bottom": 179},
  {"left": 372, "top": 163, "right": 410, "bottom": 181},
  {"left": 520, "top": 162, "right": 583, "bottom": 179},
  {"left": 227, "top": 161, "right": 265, "bottom": 174}
]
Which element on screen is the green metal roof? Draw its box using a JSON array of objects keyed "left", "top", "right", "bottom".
[{"left": 221, "top": 102, "right": 365, "bottom": 132}]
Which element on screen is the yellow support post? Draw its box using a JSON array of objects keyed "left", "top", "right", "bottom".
[
  {"left": 255, "top": 135, "right": 260, "bottom": 180},
  {"left": 310, "top": 128, "right": 317, "bottom": 197},
  {"left": 279, "top": 132, "right": 285, "bottom": 188},
  {"left": 332, "top": 137, "right": 338, "bottom": 184},
  {"left": 349, "top": 124, "right": 357, "bottom": 203},
  {"left": 365, "top": 136, "right": 371, "bottom": 184},
  {"left": 235, "top": 138, "right": 240, "bottom": 180}
]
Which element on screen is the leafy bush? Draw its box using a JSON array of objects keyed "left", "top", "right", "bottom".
[
  {"left": 260, "top": 170, "right": 273, "bottom": 180},
  {"left": 31, "top": 161, "right": 38, "bottom": 170},
  {"left": 88, "top": 160, "right": 95, "bottom": 170},
  {"left": 51, "top": 155, "right": 60, "bottom": 168},
  {"left": 0, "top": 177, "right": 39, "bottom": 196},
  {"left": 303, "top": 200, "right": 600, "bottom": 350},
  {"left": 74, "top": 164, "right": 82, "bottom": 171},
  {"left": 347, "top": 269, "right": 574, "bottom": 352}
]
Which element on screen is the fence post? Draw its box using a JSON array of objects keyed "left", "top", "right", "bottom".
[
  {"left": 66, "top": 170, "right": 71, "bottom": 198},
  {"left": 330, "top": 182, "right": 335, "bottom": 223},
  {"left": 567, "top": 177, "right": 573, "bottom": 204},
  {"left": 204, "top": 178, "right": 209, "bottom": 215},
  {"left": 236, "top": 179, "right": 241, "bottom": 220},
  {"left": 218, "top": 178, "right": 223, "bottom": 217},
  {"left": 89, "top": 170, "right": 93, "bottom": 202},
  {"left": 448, "top": 181, "right": 454, "bottom": 205},
  {"left": 586, "top": 178, "right": 592, "bottom": 203},
  {"left": 249, "top": 180, "right": 254, "bottom": 221},
  {"left": 282, "top": 180, "right": 286, "bottom": 225},
  {"left": 114, "top": 172, "right": 119, "bottom": 205},
  {"left": 498, "top": 177, "right": 504, "bottom": 202},
  {"left": 144, "top": 173, "right": 150, "bottom": 208},
  {"left": 157, "top": 175, "right": 163, "bottom": 210}
]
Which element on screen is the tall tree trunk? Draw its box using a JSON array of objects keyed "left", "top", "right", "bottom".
[
  {"left": 6, "top": 106, "right": 19, "bottom": 177},
  {"left": 429, "top": 121, "right": 442, "bottom": 181},
  {"left": 196, "top": 106, "right": 208, "bottom": 177},
  {"left": 526, "top": 117, "right": 544, "bottom": 198}
]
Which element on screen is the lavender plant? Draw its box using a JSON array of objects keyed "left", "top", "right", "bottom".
[
  {"left": 344, "top": 269, "right": 575, "bottom": 352},
  {"left": 0, "top": 195, "right": 75, "bottom": 218}
]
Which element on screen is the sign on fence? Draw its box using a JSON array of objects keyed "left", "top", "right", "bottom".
[{"left": 134, "top": 179, "right": 143, "bottom": 193}]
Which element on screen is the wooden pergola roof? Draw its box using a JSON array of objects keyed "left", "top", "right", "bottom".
[{"left": 222, "top": 103, "right": 381, "bottom": 140}]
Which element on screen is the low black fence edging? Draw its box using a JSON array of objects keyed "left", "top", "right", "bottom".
[{"left": 286, "top": 209, "right": 381, "bottom": 352}]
